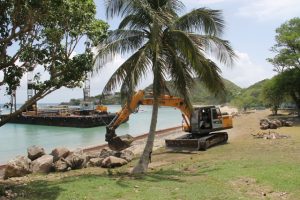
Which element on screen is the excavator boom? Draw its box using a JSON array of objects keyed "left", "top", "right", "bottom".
[{"left": 105, "top": 90, "right": 192, "bottom": 151}]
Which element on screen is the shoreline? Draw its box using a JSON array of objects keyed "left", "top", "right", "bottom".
[{"left": 0, "top": 126, "right": 183, "bottom": 174}]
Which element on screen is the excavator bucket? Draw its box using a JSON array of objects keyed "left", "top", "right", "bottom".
[
  {"left": 106, "top": 127, "right": 134, "bottom": 151},
  {"left": 107, "top": 134, "right": 134, "bottom": 151}
]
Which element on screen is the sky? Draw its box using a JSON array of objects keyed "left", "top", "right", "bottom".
[{"left": 1, "top": 0, "right": 300, "bottom": 104}]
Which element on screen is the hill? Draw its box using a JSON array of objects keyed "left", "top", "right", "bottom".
[
  {"left": 61, "top": 78, "right": 242, "bottom": 105},
  {"left": 230, "top": 79, "right": 268, "bottom": 110},
  {"left": 144, "top": 78, "right": 242, "bottom": 105}
]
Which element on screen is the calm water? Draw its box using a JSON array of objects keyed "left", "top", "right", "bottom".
[{"left": 0, "top": 105, "right": 182, "bottom": 164}]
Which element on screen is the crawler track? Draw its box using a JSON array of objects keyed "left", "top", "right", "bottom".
[{"left": 165, "top": 132, "right": 228, "bottom": 151}]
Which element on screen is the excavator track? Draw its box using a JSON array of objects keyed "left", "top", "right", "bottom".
[{"left": 165, "top": 132, "right": 228, "bottom": 151}]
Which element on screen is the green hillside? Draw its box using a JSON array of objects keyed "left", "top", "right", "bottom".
[
  {"left": 230, "top": 79, "right": 268, "bottom": 110},
  {"left": 61, "top": 78, "right": 241, "bottom": 105},
  {"left": 142, "top": 78, "right": 241, "bottom": 105}
]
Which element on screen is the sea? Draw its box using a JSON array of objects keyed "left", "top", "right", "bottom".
[{"left": 0, "top": 104, "right": 182, "bottom": 164}]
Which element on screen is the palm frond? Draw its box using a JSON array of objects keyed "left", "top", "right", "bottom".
[
  {"left": 94, "top": 29, "right": 146, "bottom": 70},
  {"left": 174, "top": 8, "right": 224, "bottom": 36},
  {"left": 102, "top": 45, "right": 151, "bottom": 94},
  {"left": 189, "top": 34, "right": 236, "bottom": 66}
]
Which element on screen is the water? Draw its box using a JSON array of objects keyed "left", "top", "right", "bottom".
[{"left": 0, "top": 105, "right": 182, "bottom": 164}]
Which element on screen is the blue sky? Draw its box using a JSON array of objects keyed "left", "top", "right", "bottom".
[{"left": 1, "top": 0, "right": 300, "bottom": 103}]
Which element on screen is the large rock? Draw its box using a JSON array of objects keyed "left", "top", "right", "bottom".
[
  {"left": 31, "top": 155, "right": 53, "bottom": 173},
  {"left": 27, "top": 145, "right": 45, "bottom": 161},
  {"left": 50, "top": 147, "right": 70, "bottom": 162},
  {"left": 99, "top": 148, "right": 116, "bottom": 158},
  {"left": 101, "top": 156, "right": 128, "bottom": 168},
  {"left": 119, "top": 150, "right": 134, "bottom": 162},
  {"left": 53, "top": 159, "right": 69, "bottom": 172},
  {"left": 87, "top": 158, "right": 104, "bottom": 167},
  {"left": 65, "top": 153, "right": 87, "bottom": 169},
  {"left": 4, "top": 156, "right": 32, "bottom": 179}
]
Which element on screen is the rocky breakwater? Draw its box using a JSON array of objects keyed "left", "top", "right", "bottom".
[{"left": 3, "top": 145, "right": 134, "bottom": 180}]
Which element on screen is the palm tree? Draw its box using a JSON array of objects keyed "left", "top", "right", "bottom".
[{"left": 95, "top": 0, "right": 236, "bottom": 174}]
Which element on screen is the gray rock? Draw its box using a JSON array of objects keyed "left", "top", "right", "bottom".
[
  {"left": 53, "top": 159, "right": 69, "bottom": 172},
  {"left": 50, "top": 147, "right": 70, "bottom": 162},
  {"left": 85, "top": 151, "right": 100, "bottom": 161},
  {"left": 65, "top": 153, "right": 86, "bottom": 169},
  {"left": 87, "top": 158, "right": 104, "bottom": 167},
  {"left": 119, "top": 150, "right": 134, "bottom": 162},
  {"left": 27, "top": 145, "right": 45, "bottom": 161},
  {"left": 31, "top": 155, "right": 53, "bottom": 173},
  {"left": 101, "top": 156, "right": 128, "bottom": 168},
  {"left": 4, "top": 156, "right": 32, "bottom": 179},
  {"left": 99, "top": 148, "right": 116, "bottom": 158}
]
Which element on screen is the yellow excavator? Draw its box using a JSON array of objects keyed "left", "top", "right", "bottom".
[{"left": 106, "top": 90, "right": 233, "bottom": 151}]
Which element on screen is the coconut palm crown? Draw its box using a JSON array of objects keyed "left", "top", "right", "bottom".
[{"left": 95, "top": 0, "right": 236, "bottom": 173}]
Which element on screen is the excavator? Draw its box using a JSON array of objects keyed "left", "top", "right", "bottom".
[{"left": 105, "top": 90, "right": 233, "bottom": 151}]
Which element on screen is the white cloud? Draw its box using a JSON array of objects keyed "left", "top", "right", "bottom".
[
  {"left": 237, "top": 0, "right": 300, "bottom": 21},
  {"left": 220, "top": 50, "right": 276, "bottom": 88},
  {"left": 181, "top": 0, "right": 226, "bottom": 5}
]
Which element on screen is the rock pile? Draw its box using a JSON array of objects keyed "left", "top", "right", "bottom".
[
  {"left": 252, "top": 131, "right": 290, "bottom": 139},
  {"left": 260, "top": 118, "right": 293, "bottom": 130},
  {"left": 3, "top": 146, "right": 134, "bottom": 180}
]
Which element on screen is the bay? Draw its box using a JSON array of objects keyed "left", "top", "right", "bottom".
[{"left": 0, "top": 105, "right": 182, "bottom": 164}]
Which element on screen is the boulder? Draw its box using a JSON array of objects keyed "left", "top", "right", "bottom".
[
  {"left": 101, "top": 156, "right": 128, "bottom": 168},
  {"left": 119, "top": 150, "right": 134, "bottom": 162},
  {"left": 99, "top": 148, "right": 116, "bottom": 158},
  {"left": 65, "top": 153, "right": 86, "bottom": 169},
  {"left": 53, "top": 159, "right": 69, "bottom": 172},
  {"left": 50, "top": 147, "right": 70, "bottom": 162},
  {"left": 269, "top": 123, "right": 277, "bottom": 129},
  {"left": 87, "top": 158, "right": 104, "bottom": 167},
  {"left": 85, "top": 151, "right": 100, "bottom": 161},
  {"left": 27, "top": 145, "right": 45, "bottom": 161},
  {"left": 4, "top": 156, "right": 32, "bottom": 179},
  {"left": 31, "top": 155, "right": 53, "bottom": 173},
  {"left": 260, "top": 122, "right": 269, "bottom": 130}
]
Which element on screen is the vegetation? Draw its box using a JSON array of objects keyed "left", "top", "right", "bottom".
[
  {"left": 231, "top": 80, "right": 267, "bottom": 111},
  {"left": 262, "top": 79, "right": 284, "bottom": 115},
  {"left": 62, "top": 78, "right": 241, "bottom": 106},
  {"left": 267, "top": 17, "right": 300, "bottom": 73},
  {"left": 95, "top": 0, "right": 235, "bottom": 173},
  {"left": 0, "top": 0, "right": 108, "bottom": 126},
  {"left": 266, "top": 17, "right": 300, "bottom": 116}
]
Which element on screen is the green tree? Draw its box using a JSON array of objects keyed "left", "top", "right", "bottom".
[
  {"left": 262, "top": 78, "right": 284, "bottom": 115},
  {"left": 267, "top": 17, "right": 300, "bottom": 73},
  {"left": 96, "top": 0, "right": 235, "bottom": 173},
  {"left": 0, "top": 0, "right": 108, "bottom": 126},
  {"left": 267, "top": 18, "right": 300, "bottom": 116},
  {"left": 275, "top": 68, "right": 300, "bottom": 116}
]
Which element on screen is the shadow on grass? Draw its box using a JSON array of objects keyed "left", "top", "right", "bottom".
[{"left": 1, "top": 181, "right": 64, "bottom": 200}]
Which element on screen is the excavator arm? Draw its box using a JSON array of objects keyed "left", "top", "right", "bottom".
[{"left": 105, "top": 90, "right": 192, "bottom": 151}]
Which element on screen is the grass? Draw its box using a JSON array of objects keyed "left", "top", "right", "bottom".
[{"left": 1, "top": 113, "right": 300, "bottom": 200}]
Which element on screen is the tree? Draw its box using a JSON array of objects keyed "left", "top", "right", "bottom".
[
  {"left": 96, "top": 0, "right": 235, "bottom": 173},
  {"left": 0, "top": 0, "right": 108, "bottom": 126},
  {"left": 262, "top": 78, "right": 284, "bottom": 115},
  {"left": 275, "top": 68, "right": 300, "bottom": 116},
  {"left": 267, "top": 18, "right": 300, "bottom": 116},
  {"left": 267, "top": 17, "right": 300, "bottom": 73}
]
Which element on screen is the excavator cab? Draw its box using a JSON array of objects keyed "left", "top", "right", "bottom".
[{"left": 190, "top": 106, "right": 223, "bottom": 135}]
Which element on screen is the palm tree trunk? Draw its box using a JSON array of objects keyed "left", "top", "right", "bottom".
[{"left": 132, "top": 95, "right": 159, "bottom": 174}]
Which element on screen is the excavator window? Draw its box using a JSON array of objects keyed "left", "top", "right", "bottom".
[{"left": 212, "top": 109, "right": 218, "bottom": 119}]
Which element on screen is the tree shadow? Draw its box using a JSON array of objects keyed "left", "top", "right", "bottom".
[{"left": 1, "top": 181, "right": 64, "bottom": 200}]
